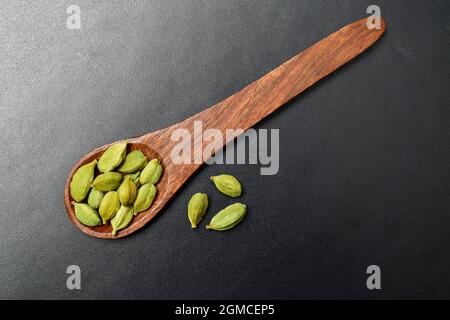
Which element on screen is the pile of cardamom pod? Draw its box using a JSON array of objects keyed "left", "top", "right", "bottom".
[
  {"left": 188, "top": 174, "right": 247, "bottom": 231},
  {"left": 70, "top": 141, "right": 162, "bottom": 236}
]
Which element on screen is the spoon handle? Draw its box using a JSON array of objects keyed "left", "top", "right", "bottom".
[
  {"left": 143, "top": 17, "right": 385, "bottom": 178},
  {"left": 193, "top": 17, "right": 384, "bottom": 132}
]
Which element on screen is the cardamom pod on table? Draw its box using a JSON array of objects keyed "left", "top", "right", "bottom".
[
  {"left": 210, "top": 174, "right": 242, "bottom": 197},
  {"left": 206, "top": 203, "right": 247, "bottom": 231},
  {"left": 187, "top": 193, "right": 209, "bottom": 228}
]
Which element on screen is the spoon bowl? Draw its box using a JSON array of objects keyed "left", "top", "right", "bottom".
[{"left": 64, "top": 138, "right": 169, "bottom": 238}]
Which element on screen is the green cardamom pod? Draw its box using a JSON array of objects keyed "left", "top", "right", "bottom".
[
  {"left": 70, "top": 159, "right": 97, "bottom": 202},
  {"left": 210, "top": 174, "right": 242, "bottom": 197},
  {"left": 91, "top": 172, "right": 123, "bottom": 192},
  {"left": 111, "top": 205, "right": 134, "bottom": 236},
  {"left": 127, "top": 171, "right": 141, "bottom": 187},
  {"left": 97, "top": 141, "right": 127, "bottom": 173},
  {"left": 117, "top": 175, "right": 137, "bottom": 206},
  {"left": 133, "top": 183, "right": 157, "bottom": 215},
  {"left": 140, "top": 159, "right": 163, "bottom": 185},
  {"left": 187, "top": 193, "right": 209, "bottom": 228},
  {"left": 117, "top": 150, "right": 147, "bottom": 173},
  {"left": 72, "top": 202, "right": 101, "bottom": 227},
  {"left": 87, "top": 188, "right": 104, "bottom": 209},
  {"left": 98, "top": 191, "right": 120, "bottom": 224},
  {"left": 206, "top": 203, "right": 247, "bottom": 231}
]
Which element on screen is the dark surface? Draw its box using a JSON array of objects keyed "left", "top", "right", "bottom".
[{"left": 1, "top": 0, "right": 449, "bottom": 299}]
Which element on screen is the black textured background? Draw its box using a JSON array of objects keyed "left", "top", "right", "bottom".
[{"left": 0, "top": 0, "right": 449, "bottom": 299}]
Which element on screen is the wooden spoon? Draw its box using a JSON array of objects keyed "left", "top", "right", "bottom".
[{"left": 64, "top": 17, "right": 386, "bottom": 238}]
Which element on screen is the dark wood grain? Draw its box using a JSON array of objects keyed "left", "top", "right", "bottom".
[{"left": 64, "top": 17, "right": 386, "bottom": 238}]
